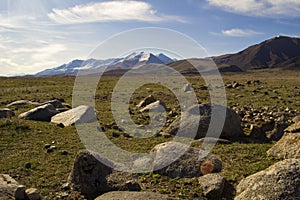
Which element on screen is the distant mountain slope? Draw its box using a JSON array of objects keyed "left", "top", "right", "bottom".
[
  {"left": 35, "top": 52, "right": 175, "bottom": 76},
  {"left": 213, "top": 35, "right": 300, "bottom": 71}
]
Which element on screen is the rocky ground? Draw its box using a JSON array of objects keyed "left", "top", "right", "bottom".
[{"left": 0, "top": 70, "right": 299, "bottom": 199}]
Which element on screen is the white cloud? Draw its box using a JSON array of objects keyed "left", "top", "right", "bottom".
[
  {"left": 207, "top": 0, "right": 300, "bottom": 18},
  {"left": 48, "top": 1, "right": 185, "bottom": 24},
  {"left": 222, "top": 28, "right": 263, "bottom": 37}
]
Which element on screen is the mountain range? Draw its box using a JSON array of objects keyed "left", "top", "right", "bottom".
[{"left": 35, "top": 35, "right": 300, "bottom": 76}]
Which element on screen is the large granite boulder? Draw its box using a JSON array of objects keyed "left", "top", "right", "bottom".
[
  {"left": 267, "top": 132, "right": 300, "bottom": 159},
  {"left": 285, "top": 121, "right": 300, "bottom": 133},
  {"left": 18, "top": 104, "right": 58, "bottom": 122},
  {"left": 95, "top": 191, "right": 172, "bottom": 200},
  {"left": 150, "top": 141, "right": 222, "bottom": 178},
  {"left": 68, "top": 150, "right": 140, "bottom": 199},
  {"left": 0, "top": 174, "right": 19, "bottom": 200},
  {"left": 0, "top": 108, "right": 15, "bottom": 118},
  {"left": 164, "top": 104, "right": 244, "bottom": 140},
  {"left": 51, "top": 105, "right": 97, "bottom": 127},
  {"left": 235, "top": 159, "right": 300, "bottom": 200}
]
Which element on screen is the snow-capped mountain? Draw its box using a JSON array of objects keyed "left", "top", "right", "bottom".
[{"left": 35, "top": 52, "right": 175, "bottom": 76}]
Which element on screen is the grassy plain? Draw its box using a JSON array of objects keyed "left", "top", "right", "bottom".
[{"left": 0, "top": 70, "right": 299, "bottom": 199}]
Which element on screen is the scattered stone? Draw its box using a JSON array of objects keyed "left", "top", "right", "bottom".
[
  {"left": 196, "top": 137, "right": 232, "bottom": 144},
  {"left": 47, "top": 146, "right": 57, "bottom": 153},
  {"left": 7, "top": 100, "right": 31, "bottom": 107},
  {"left": 112, "top": 132, "right": 120, "bottom": 138},
  {"left": 150, "top": 141, "right": 222, "bottom": 178},
  {"left": 95, "top": 191, "right": 172, "bottom": 200},
  {"left": 60, "top": 150, "right": 69, "bottom": 156},
  {"left": 51, "top": 105, "right": 97, "bottom": 127},
  {"left": 14, "top": 185, "right": 26, "bottom": 200},
  {"left": 25, "top": 188, "right": 41, "bottom": 200},
  {"left": 18, "top": 104, "right": 58, "bottom": 122},
  {"left": 136, "top": 95, "right": 156, "bottom": 108},
  {"left": 183, "top": 83, "right": 193, "bottom": 92},
  {"left": 164, "top": 104, "right": 244, "bottom": 140},
  {"left": 61, "top": 183, "right": 71, "bottom": 191},
  {"left": 25, "top": 162, "right": 31, "bottom": 169},
  {"left": 0, "top": 108, "right": 15, "bottom": 118},
  {"left": 198, "top": 174, "right": 225, "bottom": 200},
  {"left": 267, "top": 132, "right": 300, "bottom": 159},
  {"left": 249, "top": 121, "right": 274, "bottom": 141},
  {"left": 266, "top": 122, "right": 289, "bottom": 141},
  {"left": 0, "top": 174, "right": 20, "bottom": 200},
  {"left": 43, "top": 99, "right": 63, "bottom": 108},
  {"left": 6, "top": 119, "right": 12, "bottom": 126},
  {"left": 235, "top": 159, "right": 300, "bottom": 200},
  {"left": 44, "top": 144, "right": 51, "bottom": 149},
  {"left": 139, "top": 100, "right": 166, "bottom": 113}
]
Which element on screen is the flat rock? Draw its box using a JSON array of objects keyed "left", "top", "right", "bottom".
[
  {"left": 0, "top": 108, "right": 15, "bottom": 118},
  {"left": 0, "top": 174, "right": 19, "bottom": 200},
  {"left": 196, "top": 137, "right": 232, "bottom": 144},
  {"left": 267, "top": 132, "right": 300, "bottom": 159},
  {"left": 198, "top": 173, "right": 225, "bottom": 200},
  {"left": 51, "top": 105, "right": 97, "bottom": 126},
  {"left": 43, "top": 99, "right": 63, "bottom": 108},
  {"left": 235, "top": 159, "right": 300, "bottom": 200},
  {"left": 18, "top": 103, "right": 58, "bottom": 122},
  {"left": 95, "top": 191, "right": 172, "bottom": 200},
  {"left": 150, "top": 141, "right": 222, "bottom": 178},
  {"left": 164, "top": 104, "right": 244, "bottom": 140}
]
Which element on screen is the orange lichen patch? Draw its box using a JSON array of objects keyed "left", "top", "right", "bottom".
[{"left": 200, "top": 161, "right": 214, "bottom": 175}]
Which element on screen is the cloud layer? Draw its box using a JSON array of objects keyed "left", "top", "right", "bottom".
[
  {"left": 207, "top": 0, "right": 300, "bottom": 18},
  {"left": 222, "top": 28, "right": 263, "bottom": 37},
  {"left": 48, "top": 1, "right": 184, "bottom": 24}
]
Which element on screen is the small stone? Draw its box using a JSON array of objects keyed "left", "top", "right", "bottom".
[
  {"left": 60, "top": 150, "right": 69, "bottom": 156},
  {"left": 25, "top": 162, "right": 31, "bottom": 169},
  {"left": 61, "top": 182, "right": 71, "bottom": 191},
  {"left": 47, "top": 146, "right": 57, "bottom": 153},
  {"left": 15, "top": 185, "right": 26, "bottom": 200},
  {"left": 44, "top": 144, "right": 51, "bottom": 149},
  {"left": 112, "top": 132, "right": 120, "bottom": 137},
  {"left": 26, "top": 188, "right": 41, "bottom": 200}
]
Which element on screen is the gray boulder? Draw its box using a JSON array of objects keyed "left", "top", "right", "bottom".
[
  {"left": 25, "top": 188, "right": 41, "bottom": 200},
  {"left": 51, "top": 105, "right": 97, "bottom": 127},
  {"left": 164, "top": 104, "right": 244, "bottom": 140},
  {"left": 235, "top": 159, "right": 300, "bottom": 200},
  {"left": 68, "top": 150, "right": 140, "bottom": 199},
  {"left": 198, "top": 173, "right": 225, "bottom": 200},
  {"left": 0, "top": 108, "right": 15, "bottom": 118},
  {"left": 43, "top": 99, "right": 63, "bottom": 108},
  {"left": 150, "top": 141, "right": 222, "bottom": 178},
  {"left": 0, "top": 174, "right": 19, "bottom": 200},
  {"left": 267, "top": 132, "right": 300, "bottom": 159},
  {"left": 95, "top": 191, "right": 172, "bottom": 200},
  {"left": 18, "top": 104, "right": 58, "bottom": 122}
]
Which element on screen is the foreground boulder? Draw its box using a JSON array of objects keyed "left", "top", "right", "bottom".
[
  {"left": 235, "top": 159, "right": 300, "bottom": 200},
  {"left": 150, "top": 141, "right": 222, "bottom": 178},
  {"left": 51, "top": 105, "right": 97, "bottom": 127},
  {"left": 198, "top": 173, "right": 225, "bottom": 200},
  {"left": 18, "top": 104, "right": 58, "bottom": 122},
  {"left": 0, "top": 174, "right": 19, "bottom": 199},
  {"left": 267, "top": 132, "right": 300, "bottom": 159},
  {"left": 285, "top": 121, "right": 300, "bottom": 133},
  {"left": 95, "top": 191, "right": 171, "bottom": 200},
  {"left": 68, "top": 150, "right": 140, "bottom": 199},
  {"left": 0, "top": 108, "right": 15, "bottom": 118},
  {"left": 164, "top": 104, "right": 244, "bottom": 140}
]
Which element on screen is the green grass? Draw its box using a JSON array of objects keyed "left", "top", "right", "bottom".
[{"left": 0, "top": 70, "right": 299, "bottom": 199}]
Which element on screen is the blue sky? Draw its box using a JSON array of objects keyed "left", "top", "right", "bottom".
[{"left": 0, "top": 0, "right": 300, "bottom": 76}]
